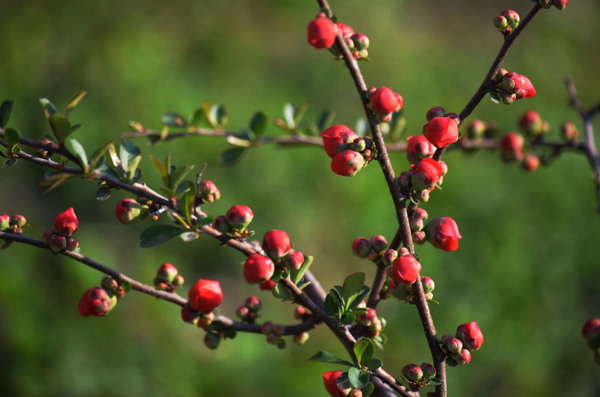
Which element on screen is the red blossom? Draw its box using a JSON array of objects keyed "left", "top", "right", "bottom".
[
  {"left": 426, "top": 217, "right": 462, "bottom": 252},
  {"left": 456, "top": 321, "right": 484, "bottom": 351},
  {"left": 390, "top": 254, "right": 422, "bottom": 285},
  {"left": 53, "top": 207, "right": 79, "bottom": 236},
  {"left": 188, "top": 279, "right": 223, "bottom": 313},
  {"left": 320, "top": 125, "right": 359, "bottom": 158},
  {"left": 424, "top": 116, "right": 459, "bottom": 148},
  {"left": 262, "top": 230, "right": 291, "bottom": 260}
]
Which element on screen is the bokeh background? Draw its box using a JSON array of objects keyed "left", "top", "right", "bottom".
[{"left": 1, "top": 0, "right": 599, "bottom": 396}]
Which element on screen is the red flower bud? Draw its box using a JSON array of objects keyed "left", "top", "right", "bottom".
[
  {"left": 520, "top": 75, "right": 536, "bottom": 98},
  {"left": 411, "top": 158, "right": 444, "bottom": 192},
  {"left": 308, "top": 13, "right": 337, "bottom": 49},
  {"left": 49, "top": 235, "right": 68, "bottom": 252},
  {"left": 521, "top": 153, "right": 539, "bottom": 173},
  {"left": 402, "top": 363, "right": 423, "bottom": 382},
  {"left": 406, "top": 135, "right": 436, "bottom": 164},
  {"left": 156, "top": 263, "right": 179, "bottom": 284},
  {"left": 262, "top": 230, "right": 292, "bottom": 260},
  {"left": 371, "top": 87, "right": 403, "bottom": 115},
  {"left": 0, "top": 214, "right": 10, "bottom": 231},
  {"left": 259, "top": 279, "right": 276, "bottom": 291},
  {"left": 424, "top": 117, "right": 459, "bottom": 148},
  {"left": 53, "top": 207, "right": 79, "bottom": 237},
  {"left": 115, "top": 198, "right": 142, "bottom": 225},
  {"left": 352, "top": 237, "right": 372, "bottom": 258},
  {"left": 323, "top": 370, "right": 348, "bottom": 396},
  {"left": 456, "top": 321, "right": 484, "bottom": 351},
  {"left": 454, "top": 348, "right": 472, "bottom": 365},
  {"left": 320, "top": 125, "right": 359, "bottom": 158},
  {"left": 583, "top": 318, "right": 600, "bottom": 347},
  {"left": 244, "top": 296, "right": 262, "bottom": 312},
  {"left": 212, "top": 215, "right": 231, "bottom": 234},
  {"left": 331, "top": 150, "right": 365, "bottom": 177},
  {"left": 199, "top": 180, "right": 221, "bottom": 203},
  {"left": 181, "top": 304, "right": 200, "bottom": 324},
  {"left": 78, "top": 287, "right": 114, "bottom": 317},
  {"left": 337, "top": 22, "right": 355, "bottom": 39},
  {"left": 391, "top": 254, "right": 422, "bottom": 285},
  {"left": 188, "top": 279, "right": 223, "bottom": 313},
  {"left": 553, "top": 0, "right": 568, "bottom": 10},
  {"left": 519, "top": 110, "right": 543, "bottom": 136},
  {"left": 226, "top": 205, "right": 254, "bottom": 230},
  {"left": 560, "top": 120, "right": 579, "bottom": 142},
  {"left": 285, "top": 250, "right": 305, "bottom": 270},
  {"left": 244, "top": 253, "right": 275, "bottom": 284},
  {"left": 499, "top": 132, "right": 524, "bottom": 162},
  {"left": 425, "top": 217, "right": 462, "bottom": 252}
]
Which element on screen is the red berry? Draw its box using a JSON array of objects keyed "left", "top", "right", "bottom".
[
  {"left": 262, "top": 230, "right": 291, "bottom": 260},
  {"left": 53, "top": 207, "right": 79, "bottom": 236},
  {"left": 115, "top": 198, "right": 141, "bottom": 225},
  {"left": 424, "top": 117, "right": 459, "bottom": 148},
  {"left": 188, "top": 279, "right": 223, "bottom": 313},
  {"left": 456, "top": 321, "right": 484, "bottom": 351},
  {"left": 425, "top": 217, "right": 462, "bottom": 252},
  {"left": 226, "top": 205, "right": 254, "bottom": 229},
  {"left": 331, "top": 150, "right": 365, "bottom": 177},
  {"left": 308, "top": 13, "right": 337, "bottom": 49},
  {"left": 243, "top": 253, "right": 275, "bottom": 284},
  {"left": 390, "top": 254, "right": 421, "bottom": 285},
  {"left": 320, "top": 125, "right": 359, "bottom": 158}
]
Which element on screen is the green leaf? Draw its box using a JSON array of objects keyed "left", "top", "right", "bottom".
[
  {"left": 342, "top": 272, "right": 366, "bottom": 310},
  {"left": 428, "top": 377, "right": 443, "bottom": 386},
  {"left": 148, "top": 154, "right": 169, "bottom": 187},
  {"left": 317, "top": 109, "right": 335, "bottom": 132},
  {"left": 170, "top": 164, "right": 195, "bottom": 190},
  {"left": 39, "top": 98, "right": 58, "bottom": 119},
  {"left": 3, "top": 127, "right": 20, "bottom": 149},
  {"left": 367, "top": 358, "right": 383, "bottom": 371},
  {"left": 226, "top": 129, "right": 254, "bottom": 147},
  {"left": 249, "top": 111, "right": 268, "bottom": 136},
  {"left": 0, "top": 99, "right": 15, "bottom": 128},
  {"left": 354, "top": 339, "right": 374, "bottom": 368},
  {"left": 88, "top": 141, "right": 114, "bottom": 170},
  {"left": 337, "top": 372, "right": 353, "bottom": 390},
  {"left": 51, "top": 113, "right": 73, "bottom": 143},
  {"left": 95, "top": 186, "right": 111, "bottom": 201},
  {"left": 388, "top": 110, "right": 407, "bottom": 142},
  {"left": 341, "top": 312, "right": 356, "bottom": 325},
  {"left": 176, "top": 180, "right": 196, "bottom": 224},
  {"left": 323, "top": 294, "right": 340, "bottom": 318},
  {"left": 179, "top": 231, "right": 199, "bottom": 242},
  {"left": 329, "top": 286, "right": 345, "bottom": 308},
  {"left": 65, "top": 90, "right": 87, "bottom": 117},
  {"left": 4, "top": 158, "right": 17, "bottom": 166},
  {"left": 161, "top": 112, "right": 188, "bottom": 128},
  {"left": 308, "top": 351, "right": 353, "bottom": 367},
  {"left": 293, "top": 103, "right": 309, "bottom": 126},
  {"left": 190, "top": 107, "right": 206, "bottom": 126},
  {"left": 360, "top": 382, "right": 375, "bottom": 396},
  {"left": 290, "top": 254, "right": 313, "bottom": 285},
  {"left": 67, "top": 138, "right": 88, "bottom": 171},
  {"left": 283, "top": 103, "right": 296, "bottom": 128},
  {"left": 220, "top": 146, "right": 247, "bottom": 166},
  {"left": 489, "top": 91, "right": 501, "bottom": 104},
  {"left": 119, "top": 139, "right": 142, "bottom": 177},
  {"left": 348, "top": 367, "right": 370, "bottom": 389},
  {"left": 39, "top": 173, "right": 78, "bottom": 193},
  {"left": 271, "top": 280, "right": 294, "bottom": 301},
  {"left": 140, "top": 225, "right": 184, "bottom": 248},
  {"left": 348, "top": 285, "right": 370, "bottom": 311},
  {"left": 210, "top": 104, "right": 228, "bottom": 128}
]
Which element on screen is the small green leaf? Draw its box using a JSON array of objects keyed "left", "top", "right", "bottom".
[
  {"left": 210, "top": 104, "right": 228, "bottom": 128},
  {"left": 354, "top": 339, "right": 374, "bottom": 368},
  {"left": 88, "top": 141, "right": 114, "bottom": 169},
  {"left": 367, "top": 358, "right": 383, "bottom": 371},
  {"left": 284, "top": 103, "right": 296, "bottom": 128},
  {"left": 348, "top": 367, "right": 370, "bottom": 390},
  {"left": 51, "top": 113, "right": 73, "bottom": 143},
  {"left": 489, "top": 91, "right": 501, "bottom": 104},
  {"left": 226, "top": 129, "right": 254, "bottom": 147},
  {"left": 161, "top": 112, "right": 188, "bottom": 128},
  {"left": 39, "top": 98, "right": 58, "bottom": 119},
  {"left": 352, "top": 307, "right": 368, "bottom": 316},
  {"left": 220, "top": 146, "right": 247, "bottom": 166},
  {"left": 120, "top": 280, "right": 131, "bottom": 293},
  {"left": 119, "top": 139, "right": 142, "bottom": 176},
  {"left": 341, "top": 312, "right": 356, "bottom": 325},
  {"left": 342, "top": 272, "right": 366, "bottom": 310},
  {"left": 271, "top": 280, "right": 294, "bottom": 301},
  {"left": 249, "top": 111, "right": 268, "bottom": 136},
  {"left": 179, "top": 231, "right": 199, "bottom": 242},
  {"left": 170, "top": 164, "right": 195, "bottom": 190},
  {"left": 388, "top": 111, "right": 407, "bottom": 142},
  {"left": 95, "top": 186, "right": 111, "bottom": 201},
  {"left": 65, "top": 91, "right": 87, "bottom": 117},
  {"left": 317, "top": 109, "right": 335, "bottom": 132},
  {"left": 140, "top": 225, "right": 184, "bottom": 248},
  {"left": 348, "top": 285, "right": 370, "bottom": 311},
  {"left": 176, "top": 180, "right": 196, "bottom": 224},
  {"left": 3, "top": 127, "right": 20, "bottom": 149},
  {"left": 360, "top": 383, "right": 375, "bottom": 396},
  {"left": 290, "top": 254, "right": 313, "bottom": 285},
  {"left": 67, "top": 138, "right": 88, "bottom": 171},
  {"left": 39, "top": 173, "right": 78, "bottom": 193},
  {"left": 329, "top": 286, "right": 345, "bottom": 308},
  {"left": 428, "top": 377, "right": 443, "bottom": 386},
  {"left": 190, "top": 107, "right": 206, "bottom": 126},
  {"left": 4, "top": 158, "right": 17, "bottom": 166},
  {"left": 293, "top": 103, "right": 309, "bottom": 126},
  {"left": 323, "top": 294, "right": 340, "bottom": 318},
  {"left": 308, "top": 351, "right": 353, "bottom": 367},
  {"left": 0, "top": 99, "right": 15, "bottom": 128}
]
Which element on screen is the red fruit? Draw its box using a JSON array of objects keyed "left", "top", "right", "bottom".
[
  {"left": 53, "top": 207, "right": 79, "bottom": 237},
  {"left": 188, "top": 279, "right": 223, "bottom": 313},
  {"left": 308, "top": 13, "right": 337, "bottom": 49},
  {"left": 78, "top": 287, "right": 113, "bottom": 317},
  {"left": 320, "top": 125, "right": 359, "bottom": 158},
  {"left": 371, "top": 87, "right": 403, "bottom": 114},
  {"left": 323, "top": 370, "right": 346, "bottom": 396},
  {"left": 411, "top": 158, "right": 444, "bottom": 191},
  {"left": 115, "top": 198, "right": 141, "bottom": 225},
  {"left": 243, "top": 253, "right": 275, "bottom": 284},
  {"left": 424, "top": 117, "right": 459, "bottom": 148},
  {"left": 406, "top": 135, "right": 436, "bottom": 164},
  {"left": 521, "top": 153, "right": 539, "bottom": 173},
  {"left": 331, "top": 150, "right": 365, "bottom": 177},
  {"left": 226, "top": 205, "right": 254, "bottom": 229},
  {"left": 426, "top": 217, "right": 462, "bottom": 252},
  {"left": 262, "top": 230, "right": 291, "bottom": 260},
  {"left": 391, "top": 254, "right": 422, "bottom": 285},
  {"left": 456, "top": 321, "right": 484, "bottom": 351}
]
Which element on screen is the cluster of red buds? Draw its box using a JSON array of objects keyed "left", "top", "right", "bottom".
[
  {"left": 406, "top": 135, "right": 436, "bottom": 164},
  {"left": 320, "top": 125, "right": 375, "bottom": 177},
  {"left": 398, "top": 157, "right": 447, "bottom": 202},
  {"left": 561, "top": 120, "right": 579, "bottom": 143},
  {"left": 153, "top": 263, "right": 184, "bottom": 292},
  {"left": 351, "top": 235, "right": 388, "bottom": 262},
  {"left": 213, "top": 204, "right": 254, "bottom": 239},
  {"left": 42, "top": 208, "right": 79, "bottom": 252},
  {"left": 365, "top": 86, "right": 404, "bottom": 123},
  {"left": 355, "top": 305, "right": 384, "bottom": 338},
  {"left": 0, "top": 213, "right": 27, "bottom": 234},
  {"left": 410, "top": 208, "right": 428, "bottom": 245},
  {"left": 389, "top": 248, "right": 422, "bottom": 285},
  {"left": 199, "top": 180, "right": 221, "bottom": 204},
  {"left": 389, "top": 274, "right": 435, "bottom": 304},
  {"left": 493, "top": 69, "right": 536, "bottom": 104},
  {"left": 422, "top": 106, "right": 460, "bottom": 149},
  {"left": 236, "top": 296, "right": 262, "bottom": 323},
  {"left": 582, "top": 318, "right": 600, "bottom": 364},
  {"left": 463, "top": 118, "right": 498, "bottom": 141},
  {"left": 441, "top": 321, "right": 484, "bottom": 366},
  {"left": 307, "top": 13, "right": 370, "bottom": 60},
  {"left": 537, "top": 0, "right": 568, "bottom": 10},
  {"left": 78, "top": 275, "right": 126, "bottom": 317},
  {"left": 261, "top": 321, "right": 287, "bottom": 349},
  {"left": 493, "top": 10, "right": 520, "bottom": 35},
  {"left": 400, "top": 362, "right": 437, "bottom": 390},
  {"left": 181, "top": 278, "right": 223, "bottom": 348}
]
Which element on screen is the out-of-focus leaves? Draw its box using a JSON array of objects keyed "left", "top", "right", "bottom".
[
  {"left": 161, "top": 112, "right": 188, "bottom": 128},
  {"left": 0, "top": 99, "right": 15, "bottom": 128},
  {"left": 65, "top": 90, "right": 87, "bottom": 117},
  {"left": 140, "top": 225, "right": 184, "bottom": 248}
]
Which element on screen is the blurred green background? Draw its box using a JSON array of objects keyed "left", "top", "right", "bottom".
[{"left": 1, "top": 0, "right": 599, "bottom": 396}]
